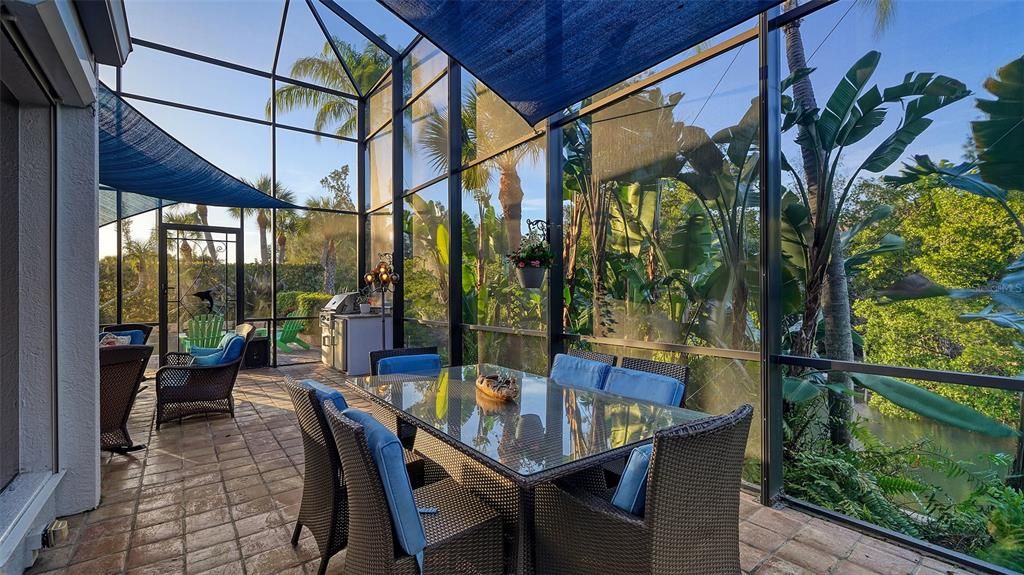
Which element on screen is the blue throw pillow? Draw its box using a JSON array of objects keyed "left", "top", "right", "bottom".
[
  {"left": 604, "top": 367, "right": 684, "bottom": 406},
  {"left": 220, "top": 336, "right": 246, "bottom": 363},
  {"left": 377, "top": 354, "right": 442, "bottom": 376},
  {"left": 191, "top": 336, "right": 245, "bottom": 366},
  {"left": 192, "top": 350, "right": 225, "bottom": 366},
  {"left": 110, "top": 329, "right": 146, "bottom": 345},
  {"left": 611, "top": 443, "right": 653, "bottom": 516},
  {"left": 549, "top": 354, "right": 611, "bottom": 390},
  {"left": 342, "top": 408, "right": 426, "bottom": 567},
  {"left": 300, "top": 379, "right": 348, "bottom": 412},
  {"left": 191, "top": 333, "right": 234, "bottom": 357}
]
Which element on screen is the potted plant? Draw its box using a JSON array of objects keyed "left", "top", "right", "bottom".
[{"left": 507, "top": 221, "right": 553, "bottom": 289}]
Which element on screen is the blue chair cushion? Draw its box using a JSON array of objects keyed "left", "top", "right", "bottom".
[
  {"left": 377, "top": 354, "right": 442, "bottom": 376},
  {"left": 611, "top": 443, "right": 653, "bottom": 516},
  {"left": 300, "top": 379, "right": 348, "bottom": 412},
  {"left": 604, "top": 367, "right": 684, "bottom": 406},
  {"left": 342, "top": 408, "right": 426, "bottom": 565},
  {"left": 110, "top": 329, "right": 146, "bottom": 345},
  {"left": 549, "top": 354, "right": 611, "bottom": 390},
  {"left": 190, "top": 332, "right": 235, "bottom": 357},
  {"left": 192, "top": 335, "right": 245, "bottom": 366}
]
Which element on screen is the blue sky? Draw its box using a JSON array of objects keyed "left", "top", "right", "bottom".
[{"left": 105, "top": 0, "right": 1024, "bottom": 255}]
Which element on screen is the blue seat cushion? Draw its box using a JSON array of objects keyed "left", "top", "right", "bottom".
[
  {"left": 611, "top": 443, "right": 653, "bottom": 516},
  {"left": 549, "top": 354, "right": 611, "bottom": 390},
  {"left": 300, "top": 379, "right": 348, "bottom": 412},
  {"left": 342, "top": 408, "right": 426, "bottom": 565},
  {"left": 110, "top": 329, "right": 146, "bottom": 345},
  {"left": 377, "top": 353, "right": 442, "bottom": 376},
  {"left": 604, "top": 367, "right": 684, "bottom": 406},
  {"left": 190, "top": 332, "right": 235, "bottom": 357},
  {"left": 192, "top": 335, "right": 245, "bottom": 366}
]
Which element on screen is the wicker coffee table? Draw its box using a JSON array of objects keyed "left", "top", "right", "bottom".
[{"left": 346, "top": 363, "right": 705, "bottom": 575}]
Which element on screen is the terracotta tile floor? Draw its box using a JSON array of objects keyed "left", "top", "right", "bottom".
[{"left": 25, "top": 364, "right": 978, "bottom": 575}]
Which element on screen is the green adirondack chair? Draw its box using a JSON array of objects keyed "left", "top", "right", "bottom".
[
  {"left": 178, "top": 314, "right": 225, "bottom": 352},
  {"left": 276, "top": 312, "right": 310, "bottom": 352}
]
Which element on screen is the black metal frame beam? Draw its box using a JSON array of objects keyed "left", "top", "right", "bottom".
[
  {"left": 758, "top": 7, "right": 784, "bottom": 506},
  {"left": 390, "top": 58, "right": 404, "bottom": 347},
  {"left": 545, "top": 115, "right": 564, "bottom": 368},
  {"left": 447, "top": 60, "right": 463, "bottom": 365}
]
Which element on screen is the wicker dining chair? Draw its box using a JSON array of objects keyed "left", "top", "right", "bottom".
[
  {"left": 620, "top": 357, "right": 691, "bottom": 407},
  {"left": 535, "top": 404, "right": 753, "bottom": 575},
  {"left": 155, "top": 323, "right": 254, "bottom": 429},
  {"left": 100, "top": 345, "right": 153, "bottom": 453},
  {"left": 568, "top": 348, "right": 617, "bottom": 366},
  {"left": 324, "top": 403, "right": 504, "bottom": 575},
  {"left": 369, "top": 346, "right": 440, "bottom": 376},
  {"left": 100, "top": 323, "right": 155, "bottom": 344},
  {"left": 283, "top": 379, "right": 438, "bottom": 575}
]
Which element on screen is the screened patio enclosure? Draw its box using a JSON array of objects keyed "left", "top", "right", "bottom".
[{"left": 98, "top": 0, "right": 1024, "bottom": 573}]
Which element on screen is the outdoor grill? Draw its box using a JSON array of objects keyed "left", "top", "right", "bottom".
[{"left": 319, "top": 293, "right": 357, "bottom": 368}]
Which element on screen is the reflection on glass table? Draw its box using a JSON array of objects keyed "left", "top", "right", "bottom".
[{"left": 346, "top": 363, "right": 706, "bottom": 480}]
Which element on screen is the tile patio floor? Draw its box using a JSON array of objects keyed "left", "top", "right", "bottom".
[{"left": 25, "top": 364, "right": 978, "bottom": 575}]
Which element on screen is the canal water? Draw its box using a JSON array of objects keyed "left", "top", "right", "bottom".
[{"left": 855, "top": 402, "right": 1018, "bottom": 503}]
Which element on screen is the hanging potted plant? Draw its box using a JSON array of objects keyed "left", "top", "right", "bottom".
[{"left": 507, "top": 220, "right": 553, "bottom": 289}]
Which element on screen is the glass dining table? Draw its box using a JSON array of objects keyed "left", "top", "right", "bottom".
[{"left": 344, "top": 363, "right": 706, "bottom": 575}]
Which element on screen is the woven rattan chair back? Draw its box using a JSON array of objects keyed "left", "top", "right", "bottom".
[
  {"left": 283, "top": 379, "right": 348, "bottom": 574},
  {"left": 619, "top": 357, "right": 691, "bottom": 407},
  {"left": 324, "top": 402, "right": 416, "bottom": 575},
  {"left": 568, "top": 348, "right": 617, "bottom": 366},
  {"left": 648, "top": 404, "right": 753, "bottom": 574},
  {"left": 100, "top": 323, "right": 154, "bottom": 344},
  {"left": 99, "top": 345, "right": 153, "bottom": 451},
  {"left": 369, "top": 346, "right": 439, "bottom": 376}
]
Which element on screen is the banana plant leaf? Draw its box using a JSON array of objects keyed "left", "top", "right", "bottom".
[
  {"left": 845, "top": 234, "right": 904, "bottom": 275},
  {"left": 664, "top": 200, "right": 714, "bottom": 271},
  {"left": 849, "top": 372, "right": 1019, "bottom": 438},
  {"left": 972, "top": 57, "right": 1024, "bottom": 192},
  {"left": 884, "top": 155, "right": 1006, "bottom": 201},
  {"left": 840, "top": 205, "right": 892, "bottom": 250},
  {"left": 862, "top": 118, "right": 933, "bottom": 173},
  {"left": 874, "top": 274, "right": 950, "bottom": 301},
  {"left": 818, "top": 51, "right": 881, "bottom": 152},
  {"left": 960, "top": 306, "right": 1024, "bottom": 336}
]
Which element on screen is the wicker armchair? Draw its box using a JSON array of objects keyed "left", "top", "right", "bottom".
[
  {"left": 369, "top": 346, "right": 440, "bottom": 375},
  {"left": 535, "top": 404, "right": 753, "bottom": 575},
  {"left": 100, "top": 345, "right": 153, "bottom": 453},
  {"left": 620, "top": 357, "right": 691, "bottom": 407},
  {"left": 568, "top": 348, "right": 617, "bottom": 366},
  {"left": 155, "top": 324, "right": 254, "bottom": 429},
  {"left": 324, "top": 403, "right": 503, "bottom": 575},
  {"left": 100, "top": 323, "right": 154, "bottom": 344}
]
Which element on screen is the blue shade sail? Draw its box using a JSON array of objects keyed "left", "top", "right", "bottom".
[
  {"left": 378, "top": 0, "right": 780, "bottom": 125},
  {"left": 98, "top": 84, "right": 293, "bottom": 210}
]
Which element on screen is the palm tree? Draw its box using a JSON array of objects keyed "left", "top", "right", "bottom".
[
  {"left": 305, "top": 196, "right": 345, "bottom": 292},
  {"left": 783, "top": 0, "right": 896, "bottom": 445},
  {"left": 269, "top": 38, "right": 390, "bottom": 139},
  {"left": 230, "top": 175, "right": 295, "bottom": 264}
]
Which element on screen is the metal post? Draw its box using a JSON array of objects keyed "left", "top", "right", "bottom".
[
  {"left": 270, "top": 77, "right": 279, "bottom": 367},
  {"left": 115, "top": 189, "right": 123, "bottom": 323},
  {"left": 447, "top": 62, "right": 464, "bottom": 365},
  {"left": 390, "top": 58, "right": 404, "bottom": 348},
  {"left": 545, "top": 117, "right": 564, "bottom": 369},
  {"left": 758, "top": 8, "right": 784, "bottom": 505},
  {"left": 357, "top": 83, "right": 368, "bottom": 281}
]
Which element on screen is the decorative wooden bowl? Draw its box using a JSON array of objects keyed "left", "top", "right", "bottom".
[{"left": 475, "top": 373, "right": 519, "bottom": 402}]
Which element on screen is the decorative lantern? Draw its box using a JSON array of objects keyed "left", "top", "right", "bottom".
[{"left": 363, "top": 253, "right": 399, "bottom": 350}]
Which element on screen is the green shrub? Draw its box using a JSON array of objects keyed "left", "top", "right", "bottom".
[{"left": 275, "top": 290, "right": 302, "bottom": 315}]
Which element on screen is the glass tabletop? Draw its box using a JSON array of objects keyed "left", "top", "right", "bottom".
[{"left": 347, "top": 363, "right": 707, "bottom": 478}]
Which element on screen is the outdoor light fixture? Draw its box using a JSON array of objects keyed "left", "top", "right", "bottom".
[{"left": 364, "top": 253, "right": 399, "bottom": 350}]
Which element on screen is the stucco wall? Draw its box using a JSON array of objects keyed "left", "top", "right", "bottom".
[{"left": 55, "top": 103, "right": 101, "bottom": 516}]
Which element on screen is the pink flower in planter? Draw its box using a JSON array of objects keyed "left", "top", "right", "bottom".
[
  {"left": 517, "top": 261, "right": 526, "bottom": 268},
  {"left": 530, "top": 260, "right": 541, "bottom": 267}
]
